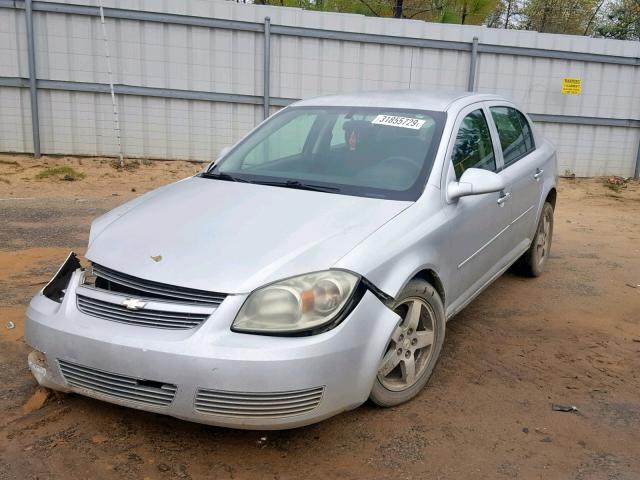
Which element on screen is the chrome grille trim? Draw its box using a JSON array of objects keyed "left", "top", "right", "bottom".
[
  {"left": 92, "top": 263, "right": 227, "bottom": 306},
  {"left": 77, "top": 294, "right": 210, "bottom": 329},
  {"left": 194, "top": 386, "right": 324, "bottom": 418},
  {"left": 58, "top": 359, "right": 177, "bottom": 407}
]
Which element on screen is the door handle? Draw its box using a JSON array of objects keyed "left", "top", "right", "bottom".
[
  {"left": 534, "top": 168, "right": 544, "bottom": 180},
  {"left": 497, "top": 191, "right": 511, "bottom": 206}
]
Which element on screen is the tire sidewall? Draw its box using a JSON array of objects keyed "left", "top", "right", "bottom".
[{"left": 531, "top": 202, "right": 554, "bottom": 276}]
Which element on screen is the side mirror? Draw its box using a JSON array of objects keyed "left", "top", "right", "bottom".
[{"left": 447, "top": 168, "right": 505, "bottom": 201}]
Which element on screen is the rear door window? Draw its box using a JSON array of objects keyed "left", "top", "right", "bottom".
[
  {"left": 452, "top": 109, "right": 496, "bottom": 180},
  {"left": 490, "top": 107, "right": 535, "bottom": 167}
]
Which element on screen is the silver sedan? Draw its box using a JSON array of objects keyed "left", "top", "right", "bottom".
[{"left": 25, "top": 90, "right": 557, "bottom": 429}]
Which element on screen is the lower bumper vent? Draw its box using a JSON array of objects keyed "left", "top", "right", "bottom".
[
  {"left": 194, "top": 386, "right": 324, "bottom": 418},
  {"left": 58, "top": 359, "right": 177, "bottom": 407}
]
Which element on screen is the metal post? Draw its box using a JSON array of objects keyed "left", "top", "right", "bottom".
[
  {"left": 25, "top": 0, "right": 41, "bottom": 158},
  {"left": 467, "top": 36, "right": 478, "bottom": 92},
  {"left": 634, "top": 137, "right": 640, "bottom": 179},
  {"left": 98, "top": 0, "right": 124, "bottom": 167},
  {"left": 263, "top": 16, "right": 271, "bottom": 120}
]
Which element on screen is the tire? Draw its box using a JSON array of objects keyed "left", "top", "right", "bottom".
[
  {"left": 369, "top": 279, "right": 445, "bottom": 407},
  {"left": 515, "top": 202, "right": 554, "bottom": 277}
]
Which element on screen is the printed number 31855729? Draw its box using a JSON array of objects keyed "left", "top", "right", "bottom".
[{"left": 371, "top": 115, "right": 426, "bottom": 130}]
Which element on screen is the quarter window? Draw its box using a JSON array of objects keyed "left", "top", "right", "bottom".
[
  {"left": 452, "top": 109, "right": 496, "bottom": 180},
  {"left": 490, "top": 107, "right": 535, "bottom": 166}
]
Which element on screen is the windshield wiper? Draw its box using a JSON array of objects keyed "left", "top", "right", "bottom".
[
  {"left": 199, "top": 171, "right": 251, "bottom": 183},
  {"left": 201, "top": 173, "right": 340, "bottom": 192},
  {"left": 256, "top": 179, "right": 341, "bottom": 193}
]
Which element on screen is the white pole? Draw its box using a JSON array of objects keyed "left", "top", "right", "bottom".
[{"left": 98, "top": 0, "right": 124, "bottom": 167}]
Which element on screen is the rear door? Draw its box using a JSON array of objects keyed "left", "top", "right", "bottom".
[
  {"left": 443, "top": 104, "right": 513, "bottom": 315},
  {"left": 486, "top": 103, "right": 545, "bottom": 254}
]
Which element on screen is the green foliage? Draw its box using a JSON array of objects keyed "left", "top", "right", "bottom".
[
  {"left": 253, "top": 0, "right": 499, "bottom": 24},
  {"left": 252, "top": 0, "right": 639, "bottom": 36},
  {"left": 458, "top": 0, "right": 502, "bottom": 24},
  {"left": 519, "top": 0, "right": 600, "bottom": 34},
  {"left": 595, "top": 0, "right": 640, "bottom": 40},
  {"left": 440, "top": 7, "right": 462, "bottom": 22},
  {"left": 35, "top": 165, "right": 86, "bottom": 181}
]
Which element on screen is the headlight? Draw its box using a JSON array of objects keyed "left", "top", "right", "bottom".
[{"left": 232, "top": 270, "right": 361, "bottom": 335}]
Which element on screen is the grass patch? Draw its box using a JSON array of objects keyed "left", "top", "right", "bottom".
[
  {"left": 35, "top": 165, "right": 86, "bottom": 181},
  {"left": 0, "top": 159, "right": 20, "bottom": 166},
  {"left": 109, "top": 159, "right": 140, "bottom": 171}
]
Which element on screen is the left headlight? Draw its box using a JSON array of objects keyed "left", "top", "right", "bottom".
[{"left": 232, "top": 270, "right": 361, "bottom": 335}]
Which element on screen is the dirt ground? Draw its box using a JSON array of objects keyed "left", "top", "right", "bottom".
[{"left": 1, "top": 153, "right": 639, "bottom": 480}]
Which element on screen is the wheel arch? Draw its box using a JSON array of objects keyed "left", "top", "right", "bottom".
[
  {"left": 545, "top": 187, "right": 557, "bottom": 209},
  {"left": 409, "top": 268, "right": 446, "bottom": 307}
]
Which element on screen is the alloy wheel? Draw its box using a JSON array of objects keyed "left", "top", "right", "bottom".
[
  {"left": 377, "top": 297, "right": 436, "bottom": 392},
  {"left": 536, "top": 208, "right": 552, "bottom": 265}
]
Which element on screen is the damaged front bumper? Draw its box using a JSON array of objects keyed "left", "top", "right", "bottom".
[{"left": 24, "top": 268, "right": 400, "bottom": 430}]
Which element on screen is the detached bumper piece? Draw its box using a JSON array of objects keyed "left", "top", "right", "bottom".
[{"left": 43, "top": 252, "right": 81, "bottom": 303}]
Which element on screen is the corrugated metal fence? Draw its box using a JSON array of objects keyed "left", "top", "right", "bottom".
[{"left": 1, "top": 0, "right": 639, "bottom": 177}]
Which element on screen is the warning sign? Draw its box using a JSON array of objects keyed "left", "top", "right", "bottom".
[{"left": 562, "top": 78, "right": 581, "bottom": 95}]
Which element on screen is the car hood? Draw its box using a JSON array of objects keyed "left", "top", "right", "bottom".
[{"left": 86, "top": 177, "right": 412, "bottom": 294}]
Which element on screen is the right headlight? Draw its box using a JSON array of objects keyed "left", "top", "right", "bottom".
[{"left": 232, "top": 270, "right": 361, "bottom": 335}]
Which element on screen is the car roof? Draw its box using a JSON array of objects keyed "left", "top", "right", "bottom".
[{"left": 291, "top": 90, "right": 505, "bottom": 112}]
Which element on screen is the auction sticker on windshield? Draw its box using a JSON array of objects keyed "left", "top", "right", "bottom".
[{"left": 372, "top": 115, "right": 426, "bottom": 130}]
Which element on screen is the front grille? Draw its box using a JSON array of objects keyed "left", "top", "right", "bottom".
[
  {"left": 77, "top": 294, "right": 210, "bottom": 329},
  {"left": 58, "top": 359, "right": 177, "bottom": 407},
  {"left": 194, "top": 386, "right": 324, "bottom": 418},
  {"left": 91, "top": 263, "right": 226, "bottom": 307}
]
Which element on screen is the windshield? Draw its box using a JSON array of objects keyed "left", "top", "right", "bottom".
[{"left": 209, "top": 106, "right": 446, "bottom": 200}]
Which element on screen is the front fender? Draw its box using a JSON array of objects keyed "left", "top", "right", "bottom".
[{"left": 335, "top": 186, "right": 453, "bottom": 307}]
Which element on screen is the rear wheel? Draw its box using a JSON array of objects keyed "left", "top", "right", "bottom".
[
  {"left": 369, "top": 279, "right": 445, "bottom": 407},
  {"left": 516, "top": 202, "right": 554, "bottom": 277}
]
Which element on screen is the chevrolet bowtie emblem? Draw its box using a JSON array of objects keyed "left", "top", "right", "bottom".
[{"left": 122, "top": 298, "right": 147, "bottom": 311}]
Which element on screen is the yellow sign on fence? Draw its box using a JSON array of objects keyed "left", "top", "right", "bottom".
[{"left": 562, "top": 78, "right": 582, "bottom": 95}]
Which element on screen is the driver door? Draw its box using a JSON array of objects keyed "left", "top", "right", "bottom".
[{"left": 443, "top": 104, "right": 513, "bottom": 316}]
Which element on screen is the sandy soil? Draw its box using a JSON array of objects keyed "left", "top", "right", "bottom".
[{"left": 1, "top": 153, "right": 639, "bottom": 479}]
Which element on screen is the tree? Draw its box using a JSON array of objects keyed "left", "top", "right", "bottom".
[
  {"left": 518, "top": 0, "right": 600, "bottom": 34},
  {"left": 485, "top": 0, "right": 522, "bottom": 28},
  {"left": 595, "top": 0, "right": 640, "bottom": 39},
  {"left": 245, "top": 0, "right": 499, "bottom": 25},
  {"left": 439, "top": 0, "right": 502, "bottom": 24},
  {"left": 393, "top": 0, "right": 404, "bottom": 18}
]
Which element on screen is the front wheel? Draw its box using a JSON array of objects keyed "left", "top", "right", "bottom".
[{"left": 369, "top": 279, "right": 445, "bottom": 407}]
